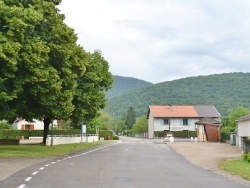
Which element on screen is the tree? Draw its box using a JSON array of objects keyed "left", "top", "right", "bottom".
[
  {"left": 132, "top": 115, "right": 148, "bottom": 134},
  {"left": 125, "top": 106, "right": 136, "bottom": 130},
  {"left": 0, "top": 121, "right": 13, "bottom": 129},
  {"left": 0, "top": 0, "right": 87, "bottom": 143},
  {"left": 70, "top": 50, "right": 113, "bottom": 126},
  {"left": 227, "top": 106, "right": 250, "bottom": 128}
]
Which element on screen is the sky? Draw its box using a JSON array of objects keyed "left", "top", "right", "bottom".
[{"left": 58, "top": 0, "right": 250, "bottom": 84}]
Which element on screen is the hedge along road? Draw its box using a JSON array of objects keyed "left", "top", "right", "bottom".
[{"left": 0, "top": 138, "right": 249, "bottom": 188}]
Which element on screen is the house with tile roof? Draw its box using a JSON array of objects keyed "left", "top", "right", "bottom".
[{"left": 146, "top": 105, "right": 221, "bottom": 139}]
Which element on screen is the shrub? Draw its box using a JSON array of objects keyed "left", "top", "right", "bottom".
[
  {"left": 247, "top": 153, "right": 250, "bottom": 163},
  {"left": 0, "top": 122, "right": 13, "bottom": 130},
  {"left": 99, "top": 130, "right": 113, "bottom": 140},
  {"left": 242, "top": 154, "right": 247, "bottom": 160},
  {"left": 113, "top": 135, "right": 119, "bottom": 140},
  {"left": 220, "top": 131, "right": 230, "bottom": 140},
  {"left": 0, "top": 129, "right": 81, "bottom": 139}
]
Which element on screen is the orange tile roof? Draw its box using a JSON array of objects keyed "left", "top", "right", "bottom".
[{"left": 149, "top": 105, "right": 199, "bottom": 118}]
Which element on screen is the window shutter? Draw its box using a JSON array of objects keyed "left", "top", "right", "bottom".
[
  {"left": 31, "top": 124, "right": 34, "bottom": 130},
  {"left": 21, "top": 124, "right": 24, "bottom": 130}
]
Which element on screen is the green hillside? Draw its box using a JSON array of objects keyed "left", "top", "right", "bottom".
[
  {"left": 106, "top": 75, "right": 153, "bottom": 98},
  {"left": 107, "top": 72, "right": 250, "bottom": 117}
]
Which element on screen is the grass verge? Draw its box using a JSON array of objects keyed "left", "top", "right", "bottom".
[
  {"left": 219, "top": 160, "right": 250, "bottom": 181},
  {"left": 0, "top": 141, "right": 113, "bottom": 158}
]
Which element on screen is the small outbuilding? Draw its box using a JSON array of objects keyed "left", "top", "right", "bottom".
[
  {"left": 195, "top": 117, "right": 221, "bottom": 142},
  {"left": 235, "top": 114, "right": 250, "bottom": 151}
]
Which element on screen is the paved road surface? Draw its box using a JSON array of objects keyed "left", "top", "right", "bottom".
[{"left": 1, "top": 137, "right": 249, "bottom": 188}]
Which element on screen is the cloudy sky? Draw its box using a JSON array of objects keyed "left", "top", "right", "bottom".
[{"left": 58, "top": 0, "right": 250, "bottom": 84}]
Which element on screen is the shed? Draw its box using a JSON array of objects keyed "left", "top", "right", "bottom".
[
  {"left": 235, "top": 114, "right": 250, "bottom": 148},
  {"left": 195, "top": 117, "right": 221, "bottom": 142}
]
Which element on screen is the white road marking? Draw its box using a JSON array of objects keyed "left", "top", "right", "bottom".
[
  {"left": 39, "top": 167, "right": 44, "bottom": 170},
  {"left": 51, "top": 162, "right": 56, "bottom": 164},
  {"left": 57, "top": 160, "right": 62, "bottom": 162},
  {"left": 18, "top": 184, "right": 26, "bottom": 188},
  {"left": 32, "top": 171, "right": 39, "bottom": 175},
  {"left": 45, "top": 164, "right": 50, "bottom": 167},
  {"left": 25, "top": 177, "right": 32, "bottom": 182}
]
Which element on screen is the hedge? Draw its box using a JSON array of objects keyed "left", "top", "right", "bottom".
[
  {"left": 0, "top": 129, "right": 81, "bottom": 139},
  {"left": 154, "top": 131, "right": 197, "bottom": 138},
  {"left": 99, "top": 130, "right": 113, "bottom": 140},
  {"left": 220, "top": 131, "right": 230, "bottom": 140}
]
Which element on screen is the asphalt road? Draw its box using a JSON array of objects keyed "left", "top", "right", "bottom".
[{"left": 1, "top": 137, "right": 249, "bottom": 188}]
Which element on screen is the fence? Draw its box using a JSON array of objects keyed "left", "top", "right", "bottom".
[{"left": 46, "top": 134, "right": 98, "bottom": 146}]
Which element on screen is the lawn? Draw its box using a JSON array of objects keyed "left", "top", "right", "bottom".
[
  {"left": 219, "top": 160, "right": 250, "bottom": 181},
  {"left": 0, "top": 141, "right": 113, "bottom": 157}
]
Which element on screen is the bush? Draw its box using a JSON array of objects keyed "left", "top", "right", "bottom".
[
  {"left": 0, "top": 129, "right": 81, "bottom": 139},
  {"left": 247, "top": 153, "right": 250, "bottom": 163},
  {"left": 113, "top": 135, "right": 119, "bottom": 140},
  {"left": 0, "top": 122, "right": 13, "bottom": 129},
  {"left": 242, "top": 152, "right": 250, "bottom": 163},
  {"left": 242, "top": 154, "right": 247, "bottom": 160},
  {"left": 221, "top": 131, "right": 230, "bottom": 140},
  {"left": 99, "top": 130, "right": 113, "bottom": 140}
]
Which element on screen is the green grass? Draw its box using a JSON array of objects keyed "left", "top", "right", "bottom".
[
  {"left": 0, "top": 141, "right": 113, "bottom": 158},
  {"left": 219, "top": 160, "right": 250, "bottom": 180}
]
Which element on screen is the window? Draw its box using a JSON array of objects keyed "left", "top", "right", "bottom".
[
  {"left": 163, "top": 119, "right": 169, "bottom": 125},
  {"left": 183, "top": 119, "right": 188, "bottom": 126},
  {"left": 25, "top": 124, "right": 32, "bottom": 130}
]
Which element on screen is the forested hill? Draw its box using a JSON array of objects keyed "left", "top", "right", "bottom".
[
  {"left": 106, "top": 75, "right": 153, "bottom": 98},
  {"left": 107, "top": 72, "right": 250, "bottom": 117}
]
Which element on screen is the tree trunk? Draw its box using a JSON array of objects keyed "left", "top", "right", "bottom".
[{"left": 43, "top": 117, "right": 51, "bottom": 144}]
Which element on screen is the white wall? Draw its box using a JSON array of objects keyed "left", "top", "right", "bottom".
[
  {"left": 148, "top": 114, "right": 154, "bottom": 138},
  {"left": 46, "top": 135, "right": 99, "bottom": 146},
  {"left": 153, "top": 118, "right": 198, "bottom": 132},
  {"left": 237, "top": 120, "right": 250, "bottom": 147}
]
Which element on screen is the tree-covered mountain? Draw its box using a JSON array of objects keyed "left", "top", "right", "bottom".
[
  {"left": 106, "top": 75, "right": 153, "bottom": 98},
  {"left": 107, "top": 72, "right": 250, "bottom": 118}
]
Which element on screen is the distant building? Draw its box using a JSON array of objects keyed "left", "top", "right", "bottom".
[{"left": 146, "top": 105, "right": 221, "bottom": 139}]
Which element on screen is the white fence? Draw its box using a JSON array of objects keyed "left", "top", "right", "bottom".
[{"left": 46, "top": 134, "right": 99, "bottom": 146}]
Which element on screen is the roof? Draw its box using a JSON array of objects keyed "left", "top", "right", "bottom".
[
  {"left": 195, "top": 117, "right": 221, "bottom": 126},
  {"left": 147, "top": 105, "right": 221, "bottom": 118},
  {"left": 236, "top": 114, "right": 250, "bottom": 122}
]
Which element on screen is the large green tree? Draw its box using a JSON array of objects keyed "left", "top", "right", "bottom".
[
  {"left": 70, "top": 50, "right": 113, "bottom": 126},
  {"left": 0, "top": 0, "right": 88, "bottom": 143}
]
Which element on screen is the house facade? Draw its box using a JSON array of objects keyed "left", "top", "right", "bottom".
[
  {"left": 235, "top": 114, "right": 250, "bottom": 148},
  {"left": 147, "top": 105, "right": 221, "bottom": 139},
  {"left": 13, "top": 118, "right": 57, "bottom": 130}
]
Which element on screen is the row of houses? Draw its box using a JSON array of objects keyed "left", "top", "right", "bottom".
[
  {"left": 147, "top": 105, "right": 250, "bottom": 148},
  {"left": 10, "top": 105, "right": 250, "bottom": 151}
]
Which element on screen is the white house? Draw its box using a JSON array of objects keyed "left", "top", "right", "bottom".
[
  {"left": 147, "top": 105, "right": 221, "bottom": 139},
  {"left": 13, "top": 118, "right": 57, "bottom": 130},
  {"left": 236, "top": 114, "right": 250, "bottom": 148}
]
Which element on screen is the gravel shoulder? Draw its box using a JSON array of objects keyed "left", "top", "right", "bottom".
[{"left": 167, "top": 142, "right": 250, "bottom": 186}]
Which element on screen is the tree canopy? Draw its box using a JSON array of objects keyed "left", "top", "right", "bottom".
[{"left": 0, "top": 0, "right": 112, "bottom": 143}]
